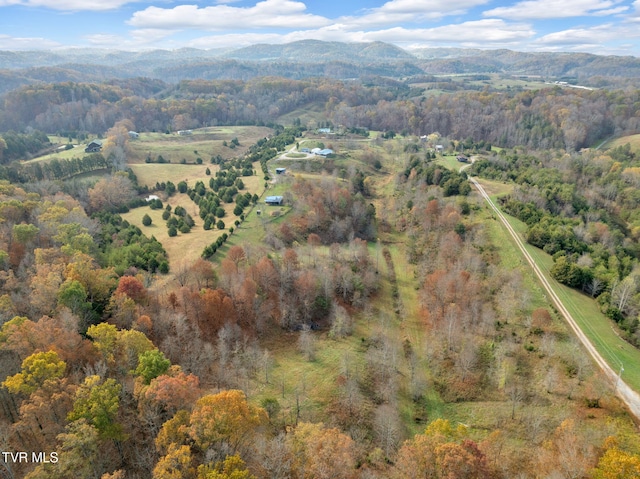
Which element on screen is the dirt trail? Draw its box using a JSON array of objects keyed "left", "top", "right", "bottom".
[{"left": 470, "top": 176, "right": 640, "bottom": 421}]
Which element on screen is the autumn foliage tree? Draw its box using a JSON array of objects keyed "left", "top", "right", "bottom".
[
  {"left": 145, "top": 369, "right": 202, "bottom": 413},
  {"left": 115, "top": 275, "right": 147, "bottom": 303},
  {"left": 67, "top": 375, "right": 124, "bottom": 441},
  {"left": 592, "top": 437, "right": 640, "bottom": 479},
  {"left": 2, "top": 350, "right": 66, "bottom": 395},
  {"left": 188, "top": 390, "right": 267, "bottom": 454},
  {"left": 88, "top": 173, "right": 136, "bottom": 213},
  {"left": 288, "top": 422, "right": 358, "bottom": 479}
]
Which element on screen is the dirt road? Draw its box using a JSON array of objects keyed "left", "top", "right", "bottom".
[{"left": 469, "top": 176, "right": 640, "bottom": 420}]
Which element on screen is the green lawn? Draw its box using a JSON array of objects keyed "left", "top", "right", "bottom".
[
  {"left": 24, "top": 144, "right": 87, "bottom": 163},
  {"left": 436, "top": 154, "right": 468, "bottom": 171}
]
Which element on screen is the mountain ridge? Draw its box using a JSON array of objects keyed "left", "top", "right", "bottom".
[{"left": 1, "top": 40, "right": 639, "bottom": 93}]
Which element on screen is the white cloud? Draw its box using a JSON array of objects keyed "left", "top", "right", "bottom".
[
  {"left": 592, "top": 6, "right": 629, "bottom": 15},
  {"left": 83, "top": 29, "right": 179, "bottom": 50},
  {"left": 628, "top": 0, "right": 640, "bottom": 21},
  {"left": 0, "top": 0, "right": 135, "bottom": 10},
  {"left": 361, "top": 20, "right": 535, "bottom": 44},
  {"left": 484, "top": 0, "right": 626, "bottom": 20},
  {"left": 532, "top": 22, "right": 640, "bottom": 49},
  {"left": 339, "top": 0, "right": 491, "bottom": 28},
  {"left": 0, "top": 33, "right": 61, "bottom": 50},
  {"left": 184, "top": 19, "right": 535, "bottom": 50},
  {"left": 129, "top": 0, "right": 331, "bottom": 30}
]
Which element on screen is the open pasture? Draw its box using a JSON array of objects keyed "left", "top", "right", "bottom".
[
  {"left": 127, "top": 126, "right": 272, "bottom": 163},
  {"left": 129, "top": 163, "right": 217, "bottom": 188},
  {"left": 604, "top": 133, "right": 640, "bottom": 153}
]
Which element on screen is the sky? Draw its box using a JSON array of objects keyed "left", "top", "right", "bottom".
[{"left": 1, "top": 0, "right": 640, "bottom": 56}]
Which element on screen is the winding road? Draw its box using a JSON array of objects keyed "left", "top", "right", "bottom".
[{"left": 468, "top": 174, "right": 640, "bottom": 420}]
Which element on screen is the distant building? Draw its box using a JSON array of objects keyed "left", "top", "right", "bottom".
[
  {"left": 85, "top": 140, "right": 102, "bottom": 153},
  {"left": 317, "top": 149, "right": 334, "bottom": 157},
  {"left": 435, "top": 145, "right": 444, "bottom": 152},
  {"left": 311, "top": 147, "right": 322, "bottom": 154},
  {"left": 128, "top": 131, "right": 139, "bottom": 139},
  {"left": 300, "top": 148, "right": 310, "bottom": 153},
  {"left": 177, "top": 130, "right": 193, "bottom": 136},
  {"left": 275, "top": 168, "right": 287, "bottom": 174},
  {"left": 265, "top": 196, "right": 284, "bottom": 206},
  {"left": 317, "top": 128, "right": 331, "bottom": 134},
  {"left": 145, "top": 195, "right": 160, "bottom": 202},
  {"left": 457, "top": 155, "right": 469, "bottom": 163}
]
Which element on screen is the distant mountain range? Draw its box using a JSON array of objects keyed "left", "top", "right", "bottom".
[{"left": 1, "top": 40, "right": 639, "bottom": 93}]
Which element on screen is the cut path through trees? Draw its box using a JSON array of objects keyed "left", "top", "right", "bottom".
[{"left": 469, "top": 175, "right": 640, "bottom": 421}]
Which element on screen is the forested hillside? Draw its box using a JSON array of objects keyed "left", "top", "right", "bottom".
[
  {"left": 2, "top": 42, "right": 640, "bottom": 91},
  {"left": 1, "top": 77, "right": 640, "bottom": 154}
]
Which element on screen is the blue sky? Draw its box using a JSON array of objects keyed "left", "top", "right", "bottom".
[{"left": 1, "top": 0, "right": 640, "bottom": 55}]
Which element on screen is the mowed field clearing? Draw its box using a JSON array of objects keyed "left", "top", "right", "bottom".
[
  {"left": 129, "top": 163, "right": 215, "bottom": 188},
  {"left": 604, "top": 133, "right": 640, "bottom": 152},
  {"left": 122, "top": 165, "right": 265, "bottom": 269},
  {"left": 127, "top": 126, "right": 272, "bottom": 163}
]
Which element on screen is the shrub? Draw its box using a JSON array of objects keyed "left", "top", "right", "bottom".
[{"left": 142, "top": 214, "right": 152, "bottom": 226}]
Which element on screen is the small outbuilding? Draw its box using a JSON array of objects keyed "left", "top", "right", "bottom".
[
  {"left": 128, "top": 131, "right": 139, "bottom": 139},
  {"left": 457, "top": 155, "right": 469, "bottom": 163},
  {"left": 275, "top": 168, "right": 287, "bottom": 175},
  {"left": 317, "top": 149, "right": 334, "bottom": 157},
  {"left": 265, "top": 196, "right": 284, "bottom": 206}
]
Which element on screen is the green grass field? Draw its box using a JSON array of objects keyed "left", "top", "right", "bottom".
[
  {"left": 436, "top": 154, "right": 467, "bottom": 171},
  {"left": 24, "top": 144, "right": 87, "bottom": 163},
  {"left": 129, "top": 163, "right": 217, "bottom": 188},
  {"left": 276, "top": 102, "right": 327, "bottom": 127},
  {"left": 604, "top": 133, "right": 640, "bottom": 153},
  {"left": 26, "top": 126, "right": 271, "bottom": 166},
  {"left": 127, "top": 126, "right": 271, "bottom": 163}
]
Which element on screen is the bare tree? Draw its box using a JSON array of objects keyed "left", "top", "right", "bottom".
[
  {"left": 298, "top": 325, "right": 316, "bottom": 362},
  {"left": 374, "top": 404, "right": 402, "bottom": 458}
]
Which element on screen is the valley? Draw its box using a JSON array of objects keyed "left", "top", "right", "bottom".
[{"left": 1, "top": 42, "right": 640, "bottom": 479}]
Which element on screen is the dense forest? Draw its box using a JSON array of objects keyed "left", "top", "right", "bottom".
[{"left": 1, "top": 77, "right": 639, "bottom": 155}]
